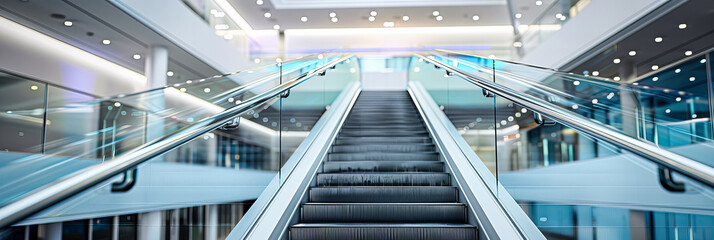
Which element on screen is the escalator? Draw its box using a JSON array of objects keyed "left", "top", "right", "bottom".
[
  {"left": 2, "top": 50, "right": 714, "bottom": 239},
  {"left": 290, "top": 91, "right": 476, "bottom": 239}
]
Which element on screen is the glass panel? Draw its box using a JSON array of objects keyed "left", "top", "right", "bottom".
[
  {"left": 425, "top": 52, "right": 714, "bottom": 238},
  {"left": 0, "top": 74, "right": 47, "bottom": 153},
  {"left": 0, "top": 61, "right": 296, "bottom": 207},
  {"left": 495, "top": 98, "right": 714, "bottom": 239},
  {"left": 408, "top": 55, "right": 499, "bottom": 188},
  {"left": 5, "top": 55, "right": 356, "bottom": 237},
  {"left": 444, "top": 53, "right": 714, "bottom": 168}
]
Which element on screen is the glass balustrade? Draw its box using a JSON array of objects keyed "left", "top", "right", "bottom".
[
  {"left": 411, "top": 51, "right": 714, "bottom": 239},
  {"left": 0, "top": 53, "right": 358, "bottom": 239}
]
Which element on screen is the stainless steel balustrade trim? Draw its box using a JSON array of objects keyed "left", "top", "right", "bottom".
[
  {"left": 0, "top": 55, "right": 354, "bottom": 229},
  {"left": 416, "top": 54, "right": 714, "bottom": 189}
]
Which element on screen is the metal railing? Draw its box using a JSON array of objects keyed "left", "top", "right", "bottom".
[
  {"left": 417, "top": 53, "right": 714, "bottom": 189},
  {"left": 0, "top": 54, "right": 354, "bottom": 228}
]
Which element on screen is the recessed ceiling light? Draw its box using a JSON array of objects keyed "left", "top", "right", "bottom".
[
  {"left": 488, "top": 54, "right": 496, "bottom": 59},
  {"left": 402, "top": 16, "right": 410, "bottom": 21},
  {"left": 436, "top": 15, "right": 443, "bottom": 21},
  {"left": 256, "top": 0, "right": 263, "bottom": 5},
  {"left": 678, "top": 23, "right": 687, "bottom": 29},
  {"left": 301, "top": 16, "right": 308, "bottom": 22},
  {"left": 613, "top": 58, "right": 621, "bottom": 64},
  {"left": 254, "top": 58, "right": 261, "bottom": 63},
  {"left": 555, "top": 13, "right": 563, "bottom": 19},
  {"left": 167, "top": 71, "right": 174, "bottom": 77},
  {"left": 63, "top": 20, "right": 73, "bottom": 27},
  {"left": 654, "top": 37, "right": 663, "bottom": 42},
  {"left": 472, "top": 15, "right": 480, "bottom": 21},
  {"left": 273, "top": 24, "right": 280, "bottom": 30},
  {"left": 132, "top": 54, "right": 141, "bottom": 60},
  {"left": 513, "top": 42, "right": 523, "bottom": 48},
  {"left": 592, "top": 71, "right": 599, "bottom": 76},
  {"left": 675, "top": 68, "right": 681, "bottom": 73},
  {"left": 432, "top": 11, "right": 440, "bottom": 16},
  {"left": 536, "top": 0, "right": 543, "bottom": 5},
  {"left": 370, "top": 11, "right": 377, "bottom": 17},
  {"left": 264, "top": 12, "right": 271, "bottom": 18},
  {"left": 613, "top": 76, "right": 621, "bottom": 81},
  {"left": 329, "top": 12, "right": 337, "bottom": 18},
  {"left": 628, "top": 50, "right": 636, "bottom": 56},
  {"left": 102, "top": 39, "right": 111, "bottom": 45},
  {"left": 331, "top": 17, "right": 338, "bottom": 23},
  {"left": 276, "top": 58, "right": 282, "bottom": 63},
  {"left": 515, "top": 13, "right": 522, "bottom": 19},
  {"left": 702, "top": 59, "right": 707, "bottom": 64},
  {"left": 653, "top": 77, "right": 658, "bottom": 81},
  {"left": 690, "top": 77, "right": 696, "bottom": 81},
  {"left": 368, "top": 16, "right": 375, "bottom": 22},
  {"left": 383, "top": 21, "right": 395, "bottom": 27},
  {"left": 651, "top": 65, "right": 659, "bottom": 70},
  {"left": 685, "top": 50, "right": 692, "bottom": 56}
]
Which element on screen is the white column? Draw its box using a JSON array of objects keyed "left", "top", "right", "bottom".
[
  {"left": 112, "top": 216, "right": 119, "bottom": 240},
  {"left": 138, "top": 211, "right": 162, "bottom": 240},
  {"left": 45, "top": 223, "right": 62, "bottom": 240},
  {"left": 205, "top": 205, "right": 218, "bottom": 240},
  {"left": 144, "top": 46, "right": 169, "bottom": 143},
  {"left": 619, "top": 60, "right": 639, "bottom": 137},
  {"left": 145, "top": 45, "right": 169, "bottom": 90}
]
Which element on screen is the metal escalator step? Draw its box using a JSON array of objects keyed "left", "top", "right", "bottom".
[
  {"left": 309, "top": 186, "right": 458, "bottom": 203},
  {"left": 334, "top": 137, "right": 431, "bottom": 144},
  {"left": 301, "top": 203, "right": 467, "bottom": 223},
  {"left": 316, "top": 172, "right": 450, "bottom": 186},
  {"left": 323, "top": 161, "right": 444, "bottom": 173},
  {"left": 328, "top": 152, "right": 439, "bottom": 161},
  {"left": 290, "top": 223, "right": 477, "bottom": 240},
  {"left": 339, "top": 130, "right": 427, "bottom": 136},
  {"left": 341, "top": 125, "right": 424, "bottom": 130},
  {"left": 331, "top": 144, "right": 434, "bottom": 153}
]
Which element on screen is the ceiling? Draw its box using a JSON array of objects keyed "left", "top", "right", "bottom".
[
  {"left": 270, "top": 0, "right": 506, "bottom": 9},
  {"left": 0, "top": 0, "right": 221, "bottom": 85},
  {"left": 569, "top": 0, "right": 714, "bottom": 80},
  {"left": 228, "top": 0, "right": 559, "bottom": 30}
]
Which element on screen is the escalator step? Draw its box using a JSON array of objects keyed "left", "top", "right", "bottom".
[
  {"left": 301, "top": 203, "right": 467, "bottom": 223},
  {"left": 316, "top": 172, "right": 450, "bottom": 186},
  {"left": 331, "top": 144, "right": 434, "bottom": 153},
  {"left": 327, "top": 152, "right": 439, "bottom": 161},
  {"left": 322, "top": 161, "right": 444, "bottom": 173},
  {"left": 290, "top": 223, "right": 477, "bottom": 240},
  {"left": 309, "top": 186, "right": 458, "bottom": 203},
  {"left": 335, "top": 137, "right": 432, "bottom": 144}
]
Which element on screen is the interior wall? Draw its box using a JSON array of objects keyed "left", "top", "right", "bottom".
[{"left": 283, "top": 26, "right": 518, "bottom": 58}]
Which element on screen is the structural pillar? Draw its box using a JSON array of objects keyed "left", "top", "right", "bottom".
[
  {"left": 619, "top": 60, "right": 639, "bottom": 138},
  {"left": 205, "top": 205, "right": 218, "bottom": 240},
  {"left": 144, "top": 45, "right": 169, "bottom": 142},
  {"left": 138, "top": 211, "right": 162, "bottom": 240},
  {"left": 45, "top": 223, "right": 61, "bottom": 240}
]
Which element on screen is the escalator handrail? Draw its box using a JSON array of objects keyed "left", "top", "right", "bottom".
[
  {"left": 416, "top": 53, "right": 714, "bottom": 189},
  {"left": 0, "top": 54, "right": 354, "bottom": 229}
]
